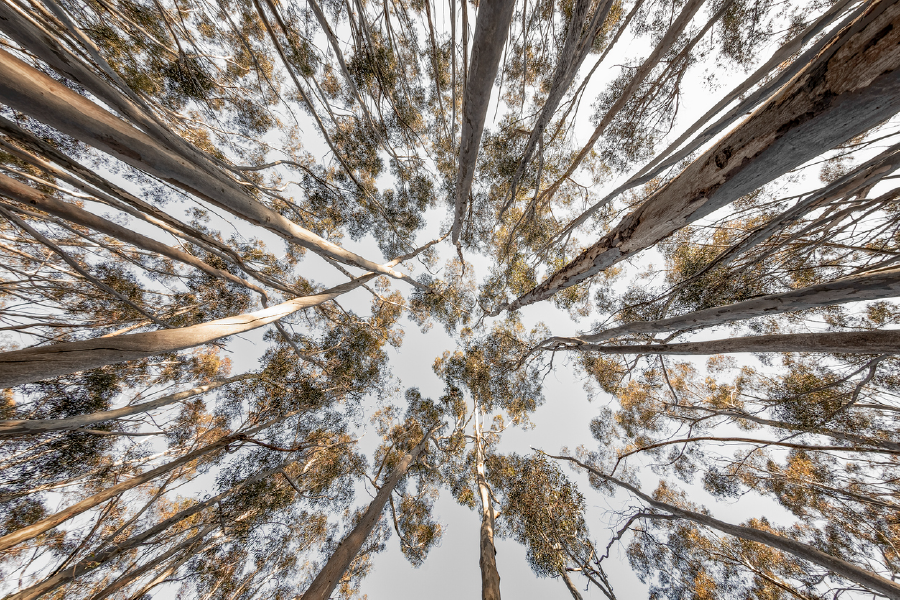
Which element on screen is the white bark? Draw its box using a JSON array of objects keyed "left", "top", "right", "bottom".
[
  {"left": 544, "top": 266, "right": 900, "bottom": 346},
  {"left": 0, "top": 273, "right": 375, "bottom": 388},
  {"left": 0, "top": 376, "right": 248, "bottom": 438}
]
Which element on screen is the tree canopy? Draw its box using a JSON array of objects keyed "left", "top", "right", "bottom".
[{"left": 1, "top": 0, "right": 900, "bottom": 598}]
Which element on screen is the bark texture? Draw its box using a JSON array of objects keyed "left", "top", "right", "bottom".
[
  {"left": 451, "top": 0, "right": 517, "bottom": 243},
  {"left": 301, "top": 429, "right": 433, "bottom": 600},
  {"left": 506, "top": 0, "right": 900, "bottom": 312},
  {"left": 547, "top": 266, "right": 900, "bottom": 346}
]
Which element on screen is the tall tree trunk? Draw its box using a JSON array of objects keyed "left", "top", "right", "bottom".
[
  {"left": 544, "top": 265, "right": 900, "bottom": 346},
  {"left": 0, "top": 375, "right": 250, "bottom": 438},
  {"left": 550, "top": 454, "right": 900, "bottom": 600},
  {"left": 0, "top": 46, "right": 417, "bottom": 286},
  {"left": 503, "top": 0, "right": 900, "bottom": 313},
  {"left": 536, "top": 0, "right": 707, "bottom": 205},
  {"left": 0, "top": 273, "right": 376, "bottom": 388},
  {"left": 0, "top": 417, "right": 284, "bottom": 552},
  {"left": 500, "top": 0, "right": 615, "bottom": 215},
  {"left": 90, "top": 523, "right": 218, "bottom": 600},
  {"left": 475, "top": 412, "right": 501, "bottom": 600},
  {"left": 555, "top": 329, "right": 900, "bottom": 355},
  {"left": 6, "top": 460, "right": 292, "bottom": 600},
  {"left": 551, "top": 0, "right": 862, "bottom": 242},
  {"left": 451, "top": 0, "right": 516, "bottom": 243},
  {"left": 0, "top": 115, "right": 296, "bottom": 295},
  {"left": 302, "top": 429, "right": 434, "bottom": 600},
  {"left": 0, "top": 173, "right": 266, "bottom": 295},
  {"left": 561, "top": 570, "right": 584, "bottom": 600}
]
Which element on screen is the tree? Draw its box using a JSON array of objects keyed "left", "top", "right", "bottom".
[{"left": 1, "top": 0, "right": 900, "bottom": 598}]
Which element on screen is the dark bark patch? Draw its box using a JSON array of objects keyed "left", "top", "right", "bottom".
[
  {"left": 864, "top": 24, "right": 894, "bottom": 53},
  {"left": 714, "top": 147, "right": 733, "bottom": 169},
  {"left": 98, "top": 135, "right": 140, "bottom": 161}
]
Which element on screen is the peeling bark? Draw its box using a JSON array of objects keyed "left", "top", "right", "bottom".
[
  {"left": 545, "top": 266, "right": 900, "bottom": 346},
  {"left": 506, "top": 0, "right": 900, "bottom": 312},
  {"left": 554, "top": 329, "right": 900, "bottom": 355}
]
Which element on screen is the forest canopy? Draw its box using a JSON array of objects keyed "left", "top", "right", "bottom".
[{"left": 1, "top": 0, "right": 900, "bottom": 598}]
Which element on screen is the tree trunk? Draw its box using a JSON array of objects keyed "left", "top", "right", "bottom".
[
  {"left": 0, "top": 46, "right": 417, "bottom": 285},
  {"left": 536, "top": 0, "right": 707, "bottom": 206},
  {"left": 505, "top": 0, "right": 900, "bottom": 312},
  {"left": 0, "top": 375, "right": 249, "bottom": 438},
  {"left": 302, "top": 429, "right": 433, "bottom": 600},
  {"left": 558, "top": 329, "right": 900, "bottom": 356},
  {"left": 90, "top": 523, "right": 218, "bottom": 600},
  {"left": 0, "top": 417, "right": 282, "bottom": 552},
  {"left": 501, "top": 0, "right": 614, "bottom": 214},
  {"left": 547, "top": 265, "right": 900, "bottom": 346},
  {"left": 551, "top": 455, "right": 900, "bottom": 600},
  {"left": 0, "top": 173, "right": 265, "bottom": 295},
  {"left": 0, "top": 115, "right": 296, "bottom": 295},
  {"left": 451, "top": 0, "right": 516, "bottom": 243},
  {"left": 552, "top": 0, "right": 862, "bottom": 241},
  {"left": 0, "top": 273, "right": 377, "bottom": 388},
  {"left": 561, "top": 570, "right": 584, "bottom": 600},
  {"left": 6, "top": 460, "right": 291, "bottom": 600},
  {"left": 475, "top": 414, "right": 501, "bottom": 600}
]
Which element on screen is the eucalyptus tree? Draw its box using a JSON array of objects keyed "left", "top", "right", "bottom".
[{"left": 2, "top": 0, "right": 900, "bottom": 597}]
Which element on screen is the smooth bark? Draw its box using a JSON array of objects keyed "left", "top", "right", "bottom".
[
  {"left": 500, "top": 0, "right": 614, "bottom": 215},
  {"left": 551, "top": 0, "right": 862, "bottom": 243},
  {"left": 537, "top": 0, "right": 707, "bottom": 205},
  {"left": 0, "top": 273, "right": 377, "bottom": 388},
  {"left": 0, "top": 417, "right": 280, "bottom": 552},
  {"left": 546, "top": 266, "right": 900, "bottom": 346},
  {"left": 475, "top": 415, "right": 501, "bottom": 600},
  {"left": 550, "top": 454, "right": 900, "bottom": 599},
  {"left": 553, "top": 329, "right": 900, "bottom": 355},
  {"left": 504, "top": 0, "right": 900, "bottom": 312},
  {"left": 561, "top": 570, "right": 584, "bottom": 600},
  {"left": 0, "top": 376, "right": 249, "bottom": 438},
  {"left": 451, "top": 0, "right": 517, "bottom": 243},
  {"left": 0, "top": 47, "right": 417, "bottom": 285},
  {"left": 302, "top": 429, "right": 434, "bottom": 600},
  {"left": 0, "top": 173, "right": 265, "bottom": 295}
]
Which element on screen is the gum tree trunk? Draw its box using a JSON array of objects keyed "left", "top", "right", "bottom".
[
  {"left": 451, "top": 0, "right": 516, "bottom": 243},
  {"left": 551, "top": 454, "right": 900, "bottom": 600},
  {"left": 505, "top": 0, "right": 900, "bottom": 312},
  {"left": 302, "top": 429, "right": 434, "bottom": 600}
]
